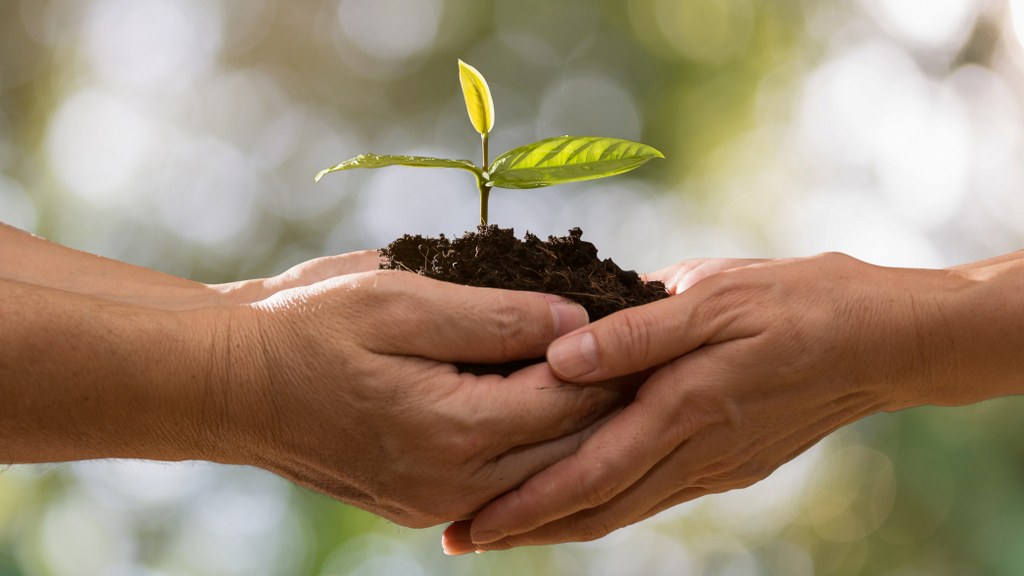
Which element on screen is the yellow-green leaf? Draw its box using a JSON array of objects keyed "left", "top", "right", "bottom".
[
  {"left": 487, "top": 136, "right": 664, "bottom": 189},
  {"left": 458, "top": 59, "right": 494, "bottom": 136},
  {"left": 315, "top": 153, "right": 481, "bottom": 182}
]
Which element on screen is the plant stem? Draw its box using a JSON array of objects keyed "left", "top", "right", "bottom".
[
  {"left": 479, "top": 184, "right": 490, "bottom": 227},
  {"left": 480, "top": 132, "right": 490, "bottom": 226}
]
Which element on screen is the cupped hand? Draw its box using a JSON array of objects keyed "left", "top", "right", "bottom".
[
  {"left": 0, "top": 222, "right": 382, "bottom": 310},
  {"left": 445, "top": 253, "right": 970, "bottom": 552},
  {"left": 214, "top": 269, "right": 630, "bottom": 529},
  {"left": 211, "top": 250, "right": 381, "bottom": 305}
]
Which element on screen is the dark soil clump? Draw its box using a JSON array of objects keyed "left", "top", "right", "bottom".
[
  {"left": 380, "top": 226, "right": 668, "bottom": 375},
  {"left": 380, "top": 226, "right": 668, "bottom": 321}
]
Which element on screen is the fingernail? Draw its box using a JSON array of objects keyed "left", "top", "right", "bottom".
[
  {"left": 550, "top": 302, "right": 589, "bottom": 337},
  {"left": 471, "top": 529, "right": 506, "bottom": 545},
  {"left": 548, "top": 331, "right": 598, "bottom": 379}
]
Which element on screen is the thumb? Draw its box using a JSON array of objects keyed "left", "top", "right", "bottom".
[
  {"left": 367, "top": 273, "right": 590, "bottom": 364},
  {"left": 546, "top": 287, "right": 733, "bottom": 382}
]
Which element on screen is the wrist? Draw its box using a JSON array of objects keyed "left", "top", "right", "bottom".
[
  {"left": 825, "top": 259, "right": 971, "bottom": 413},
  {"left": 88, "top": 304, "right": 269, "bottom": 464},
  {"left": 876, "top": 256, "right": 1024, "bottom": 409},
  {"left": 935, "top": 258, "right": 1024, "bottom": 405},
  {"left": 193, "top": 305, "right": 277, "bottom": 465},
  {"left": 90, "top": 305, "right": 240, "bottom": 462},
  {"left": 0, "top": 282, "right": 240, "bottom": 463}
]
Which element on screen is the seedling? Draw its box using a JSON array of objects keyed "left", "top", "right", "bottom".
[{"left": 315, "top": 60, "right": 664, "bottom": 226}]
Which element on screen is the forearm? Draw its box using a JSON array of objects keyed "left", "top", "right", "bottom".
[
  {"left": 0, "top": 277, "right": 229, "bottom": 463},
  {"left": 0, "top": 222, "right": 231, "bottom": 310}
]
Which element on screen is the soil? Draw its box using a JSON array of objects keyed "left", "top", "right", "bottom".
[{"left": 380, "top": 226, "right": 669, "bottom": 375}]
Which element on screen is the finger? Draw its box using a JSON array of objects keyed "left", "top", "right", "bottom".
[
  {"left": 442, "top": 521, "right": 476, "bottom": 556},
  {"left": 268, "top": 250, "right": 381, "bottom": 289},
  {"left": 471, "top": 487, "right": 711, "bottom": 551},
  {"left": 476, "top": 431, "right": 727, "bottom": 549},
  {"left": 465, "top": 363, "right": 633, "bottom": 448},
  {"left": 637, "top": 487, "right": 709, "bottom": 523},
  {"left": 483, "top": 403, "right": 624, "bottom": 512},
  {"left": 466, "top": 400, "right": 668, "bottom": 546},
  {"left": 473, "top": 412, "right": 735, "bottom": 550},
  {"left": 227, "top": 251, "right": 382, "bottom": 302},
  {"left": 356, "top": 271, "right": 590, "bottom": 363},
  {"left": 477, "top": 421, "right": 822, "bottom": 549},
  {"left": 477, "top": 383, "right": 846, "bottom": 549},
  {"left": 546, "top": 266, "right": 767, "bottom": 382},
  {"left": 467, "top": 359, "right": 710, "bottom": 546},
  {"left": 645, "top": 258, "right": 766, "bottom": 294}
]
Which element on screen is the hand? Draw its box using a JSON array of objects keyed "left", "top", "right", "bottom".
[
  {"left": 214, "top": 269, "right": 629, "bottom": 529},
  {"left": 0, "top": 221, "right": 381, "bottom": 310},
  {"left": 105, "top": 249, "right": 383, "bottom": 309},
  {"left": 2, "top": 229, "right": 627, "bottom": 525},
  {"left": 209, "top": 250, "right": 381, "bottom": 305},
  {"left": 445, "top": 252, "right": 985, "bottom": 552}
]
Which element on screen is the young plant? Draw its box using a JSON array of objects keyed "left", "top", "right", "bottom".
[{"left": 315, "top": 60, "right": 664, "bottom": 226}]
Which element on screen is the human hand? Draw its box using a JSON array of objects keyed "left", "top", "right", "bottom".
[
  {"left": 208, "top": 269, "right": 629, "bottom": 529},
  {"left": 445, "top": 253, "right": 977, "bottom": 552},
  {"left": 1, "top": 219, "right": 382, "bottom": 310},
  {"left": 209, "top": 250, "right": 381, "bottom": 305},
  {"left": 132, "top": 249, "right": 382, "bottom": 309}
]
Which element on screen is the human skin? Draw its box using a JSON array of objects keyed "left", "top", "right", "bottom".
[
  {"left": 442, "top": 250, "right": 1024, "bottom": 553},
  {"left": 0, "top": 223, "right": 627, "bottom": 528},
  {"left": 0, "top": 221, "right": 383, "bottom": 310}
]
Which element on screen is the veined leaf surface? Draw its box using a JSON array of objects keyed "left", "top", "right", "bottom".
[
  {"left": 488, "top": 136, "right": 664, "bottom": 189},
  {"left": 458, "top": 60, "right": 494, "bottom": 136},
  {"left": 315, "top": 154, "right": 481, "bottom": 182}
]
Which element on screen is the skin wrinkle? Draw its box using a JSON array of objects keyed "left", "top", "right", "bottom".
[
  {"left": 249, "top": 307, "right": 295, "bottom": 462},
  {"left": 195, "top": 312, "right": 232, "bottom": 462},
  {"left": 272, "top": 458, "right": 403, "bottom": 520},
  {"left": 923, "top": 288, "right": 963, "bottom": 406},
  {"left": 906, "top": 289, "right": 936, "bottom": 400},
  {"left": 196, "top": 311, "right": 226, "bottom": 461},
  {"left": 270, "top": 424, "right": 414, "bottom": 517}
]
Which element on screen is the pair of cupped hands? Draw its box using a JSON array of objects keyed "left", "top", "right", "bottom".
[
  {"left": 70, "top": 237, "right": 1002, "bottom": 554},
  {"left": 188, "top": 247, "right": 983, "bottom": 555},
  {"left": 6, "top": 221, "right": 1018, "bottom": 554}
]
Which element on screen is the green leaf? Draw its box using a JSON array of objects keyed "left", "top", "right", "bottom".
[
  {"left": 458, "top": 60, "right": 494, "bottom": 136},
  {"left": 314, "top": 153, "right": 481, "bottom": 182},
  {"left": 487, "top": 136, "right": 664, "bottom": 189}
]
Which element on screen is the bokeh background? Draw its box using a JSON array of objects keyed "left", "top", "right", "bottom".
[{"left": 2, "top": 0, "right": 1024, "bottom": 574}]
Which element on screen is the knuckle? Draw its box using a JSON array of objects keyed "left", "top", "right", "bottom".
[
  {"left": 730, "top": 461, "right": 769, "bottom": 490},
  {"left": 607, "top": 310, "right": 655, "bottom": 367},
  {"left": 816, "top": 250, "right": 853, "bottom": 264},
  {"left": 395, "top": 513, "right": 438, "bottom": 530},
  {"left": 448, "top": 428, "right": 490, "bottom": 461},
  {"left": 478, "top": 540, "right": 513, "bottom": 552},
  {"left": 349, "top": 270, "right": 420, "bottom": 319},
  {"left": 810, "top": 251, "right": 861, "bottom": 276},
  {"left": 393, "top": 489, "right": 459, "bottom": 529},
  {"left": 345, "top": 271, "right": 388, "bottom": 303},
  {"left": 490, "top": 295, "right": 537, "bottom": 356},
  {"left": 701, "top": 455, "right": 771, "bottom": 493},
  {"left": 578, "top": 467, "right": 620, "bottom": 509},
  {"left": 575, "top": 520, "right": 617, "bottom": 543}
]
